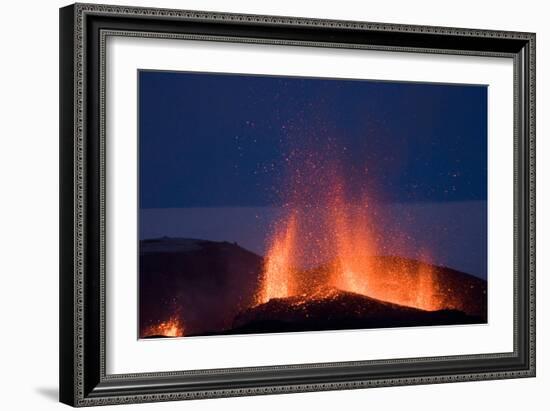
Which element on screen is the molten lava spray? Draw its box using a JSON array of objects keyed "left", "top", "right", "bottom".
[
  {"left": 257, "top": 213, "right": 298, "bottom": 304},
  {"left": 414, "top": 251, "right": 438, "bottom": 311},
  {"left": 255, "top": 143, "right": 443, "bottom": 312},
  {"left": 330, "top": 190, "right": 377, "bottom": 296},
  {"left": 142, "top": 315, "right": 185, "bottom": 338}
]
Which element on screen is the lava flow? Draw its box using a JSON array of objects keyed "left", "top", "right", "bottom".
[{"left": 142, "top": 315, "right": 185, "bottom": 338}]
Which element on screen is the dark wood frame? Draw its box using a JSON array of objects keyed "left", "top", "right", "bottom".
[{"left": 60, "top": 3, "right": 536, "bottom": 407}]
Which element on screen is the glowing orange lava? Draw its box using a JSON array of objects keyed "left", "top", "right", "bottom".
[
  {"left": 257, "top": 213, "right": 298, "bottom": 304},
  {"left": 330, "top": 190, "right": 377, "bottom": 297},
  {"left": 143, "top": 316, "right": 185, "bottom": 338},
  {"left": 360, "top": 253, "right": 442, "bottom": 311},
  {"left": 255, "top": 165, "right": 444, "bottom": 312}
]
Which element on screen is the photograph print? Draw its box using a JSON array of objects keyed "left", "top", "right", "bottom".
[{"left": 138, "top": 70, "right": 488, "bottom": 339}]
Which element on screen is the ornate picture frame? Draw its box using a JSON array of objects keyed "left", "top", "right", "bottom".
[{"left": 59, "top": 3, "right": 535, "bottom": 407}]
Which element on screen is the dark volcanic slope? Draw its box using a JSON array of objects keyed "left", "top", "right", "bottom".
[
  {"left": 360, "top": 256, "right": 487, "bottom": 317},
  {"left": 295, "top": 256, "right": 487, "bottom": 318},
  {"left": 229, "top": 287, "right": 483, "bottom": 336},
  {"left": 140, "top": 237, "right": 487, "bottom": 338},
  {"left": 140, "top": 238, "right": 262, "bottom": 336},
  {"left": 377, "top": 256, "right": 487, "bottom": 317}
]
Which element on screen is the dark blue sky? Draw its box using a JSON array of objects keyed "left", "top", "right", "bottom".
[{"left": 139, "top": 71, "right": 487, "bottom": 209}]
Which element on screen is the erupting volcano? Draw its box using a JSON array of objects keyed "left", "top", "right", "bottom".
[
  {"left": 255, "top": 147, "right": 448, "bottom": 315},
  {"left": 241, "top": 196, "right": 486, "bottom": 336},
  {"left": 138, "top": 70, "right": 488, "bottom": 339},
  {"left": 139, "top": 144, "right": 487, "bottom": 338},
  {"left": 257, "top": 207, "right": 444, "bottom": 311}
]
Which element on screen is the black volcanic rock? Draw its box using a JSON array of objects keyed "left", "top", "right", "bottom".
[
  {"left": 140, "top": 238, "right": 263, "bottom": 336},
  {"left": 229, "top": 287, "right": 483, "bottom": 335}
]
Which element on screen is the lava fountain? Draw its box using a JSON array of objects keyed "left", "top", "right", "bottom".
[
  {"left": 255, "top": 144, "right": 443, "bottom": 312},
  {"left": 257, "top": 213, "right": 298, "bottom": 304},
  {"left": 329, "top": 187, "right": 377, "bottom": 297},
  {"left": 142, "top": 315, "right": 185, "bottom": 338}
]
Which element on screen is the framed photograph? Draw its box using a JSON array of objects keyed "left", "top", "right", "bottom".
[{"left": 59, "top": 3, "right": 536, "bottom": 407}]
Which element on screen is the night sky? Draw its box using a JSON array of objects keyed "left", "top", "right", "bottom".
[
  {"left": 139, "top": 70, "right": 488, "bottom": 278},
  {"left": 139, "top": 71, "right": 487, "bottom": 209}
]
